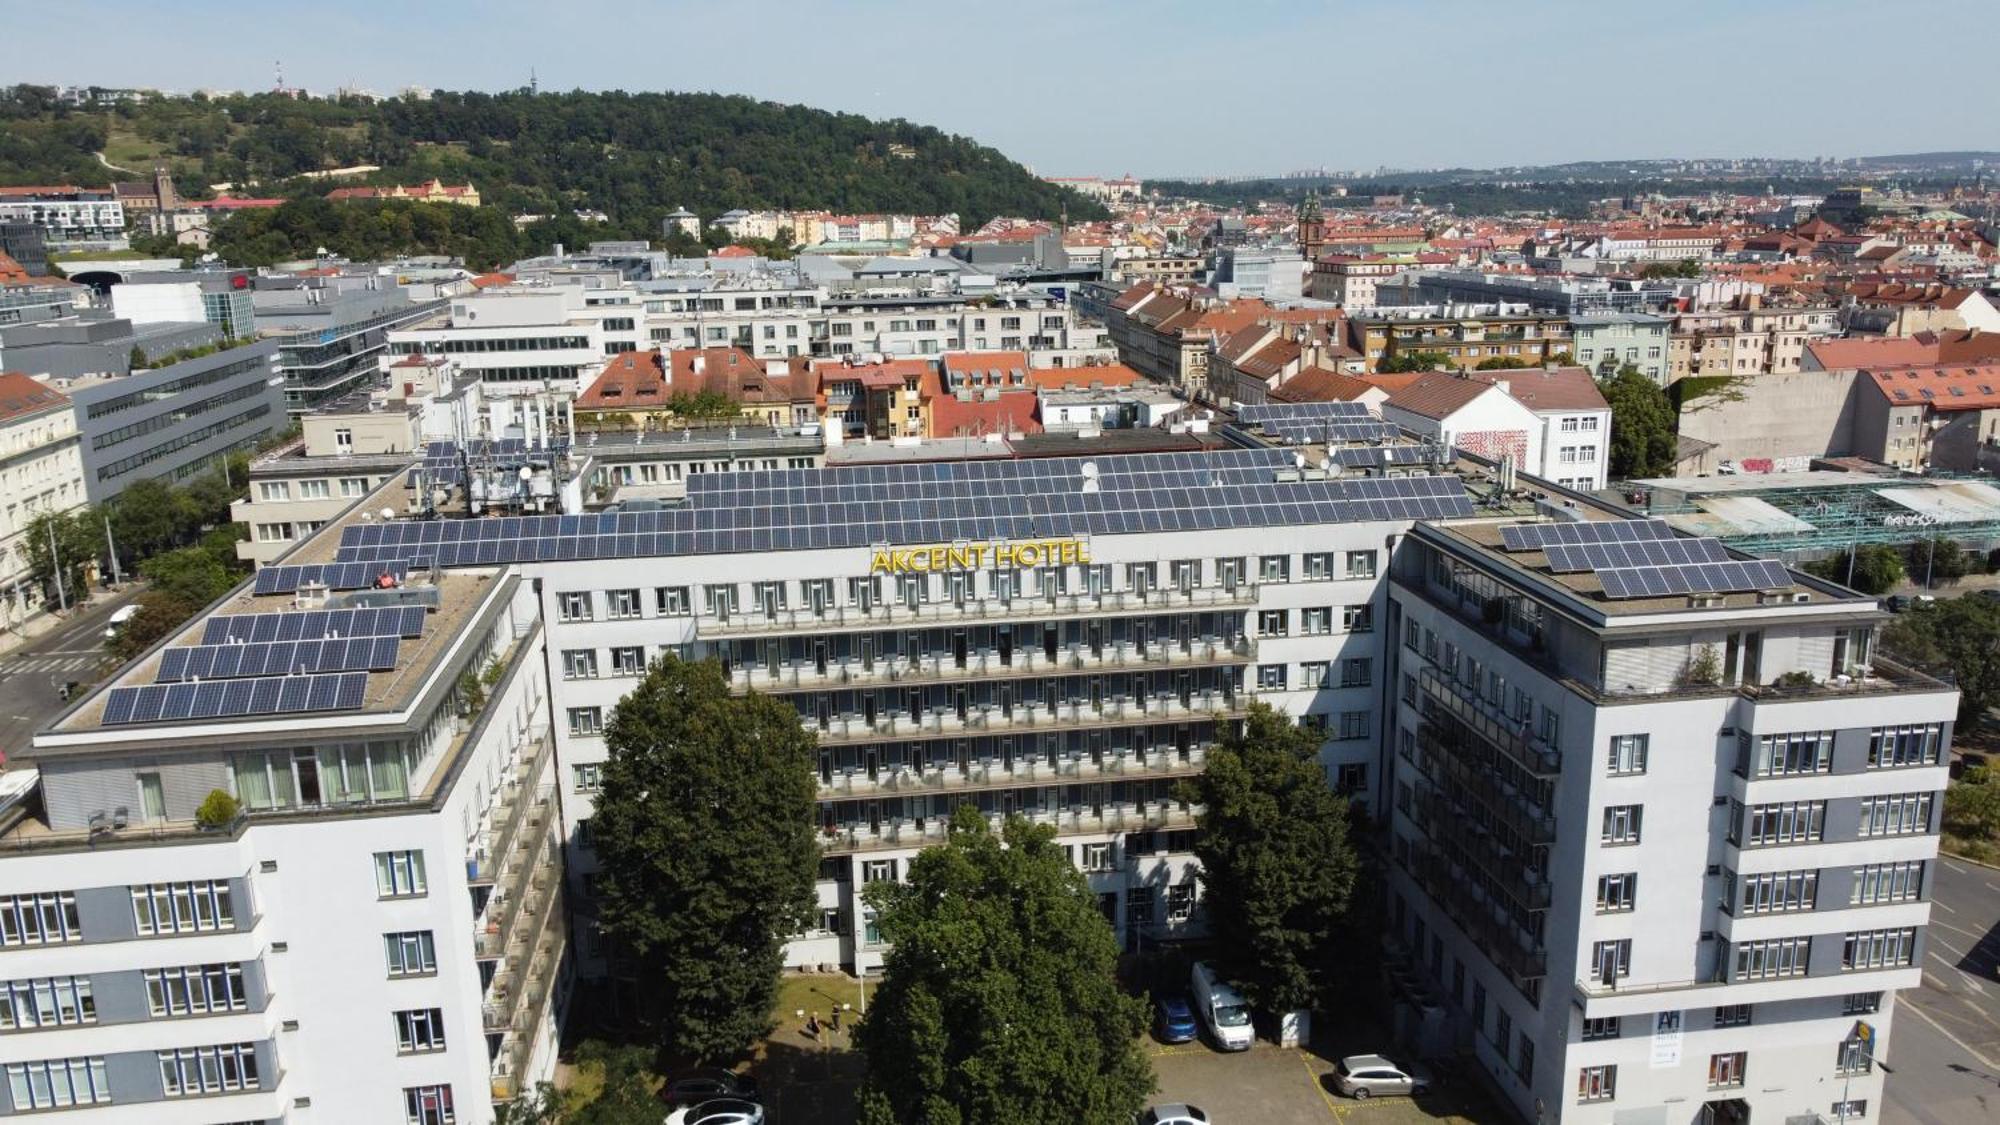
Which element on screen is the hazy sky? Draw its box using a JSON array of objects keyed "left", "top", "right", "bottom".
[{"left": 18, "top": 0, "right": 1998, "bottom": 178}]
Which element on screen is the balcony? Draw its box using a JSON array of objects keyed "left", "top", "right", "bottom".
[
  {"left": 488, "top": 892, "right": 567, "bottom": 1102},
  {"left": 697, "top": 586, "right": 1259, "bottom": 638},
  {"left": 467, "top": 735, "right": 556, "bottom": 886},
  {"left": 475, "top": 829, "right": 561, "bottom": 962},
  {"left": 729, "top": 637, "right": 1255, "bottom": 695},
  {"left": 821, "top": 745, "right": 1206, "bottom": 799},
  {"left": 1409, "top": 844, "right": 1547, "bottom": 981},
  {"left": 1418, "top": 667, "right": 1560, "bottom": 776},
  {"left": 821, "top": 802, "right": 1198, "bottom": 854},
  {"left": 809, "top": 691, "right": 1244, "bottom": 747}
]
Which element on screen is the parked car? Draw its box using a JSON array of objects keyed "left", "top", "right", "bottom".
[
  {"left": 664, "top": 1098, "right": 765, "bottom": 1125},
  {"left": 1153, "top": 993, "right": 1199, "bottom": 1044},
  {"left": 1974, "top": 588, "right": 2000, "bottom": 604},
  {"left": 1885, "top": 595, "right": 1910, "bottom": 613},
  {"left": 1329, "top": 1054, "right": 1433, "bottom": 1099},
  {"left": 1137, "top": 1104, "right": 1210, "bottom": 1125},
  {"left": 664, "top": 1070, "right": 758, "bottom": 1106}
]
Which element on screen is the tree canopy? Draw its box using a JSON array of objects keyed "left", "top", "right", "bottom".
[
  {"left": 1379, "top": 350, "right": 1453, "bottom": 373},
  {"left": 1598, "top": 364, "right": 1678, "bottom": 479},
  {"left": 1881, "top": 595, "right": 2000, "bottom": 725},
  {"left": 1803, "top": 544, "right": 1905, "bottom": 596},
  {"left": 1180, "top": 704, "right": 1358, "bottom": 1015},
  {"left": 586, "top": 654, "right": 820, "bottom": 1062},
  {"left": 855, "top": 808, "right": 1154, "bottom": 1125}
]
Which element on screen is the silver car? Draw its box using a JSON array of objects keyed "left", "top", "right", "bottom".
[
  {"left": 1138, "top": 1105, "right": 1210, "bottom": 1125},
  {"left": 1331, "top": 1053, "right": 1433, "bottom": 1099}
]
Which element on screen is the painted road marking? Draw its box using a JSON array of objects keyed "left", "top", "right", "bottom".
[
  {"left": 1302, "top": 1051, "right": 1345, "bottom": 1120},
  {"left": 1901, "top": 991, "right": 2000, "bottom": 1070},
  {"left": 1943, "top": 860, "right": 1968, "bottom": 875}
]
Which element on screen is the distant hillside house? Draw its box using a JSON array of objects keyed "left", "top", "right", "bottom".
[{"left": 326, "top": 180, "right": 481, "bottom": 207}]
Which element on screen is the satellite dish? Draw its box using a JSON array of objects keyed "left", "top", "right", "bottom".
[{"left": 379, "top": 507, "right": 396, "bottom": 521}]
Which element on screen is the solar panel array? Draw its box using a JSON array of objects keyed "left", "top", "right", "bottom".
[
  {"left": 1259, "top": 420, "right": 1404, "bottom": 445},
  {"left": 157, "top": 636, "right": 400, "bottom": 683},
  {"left": 333, "top": 449, "right": 1478, "bottom": 566},
  {"left": 1237, "top": 402, "right": 1373, "bottom": 423},
  {"left": 254, "top": 561, "right": 411, "bottom": 596},
  {"left": 201, "top": 606, "right": 426, "bottom": 646},
  {"left": 1330, "top": 446, "right": 1435, "bottom": 468},
  {"left": 1499, "top": 519, "right": 1677, "bottom": 552},
  {"left": 1542, "top": 538, "right": 1731, "bottom": 574},
  {"left": 419, "top": 438, "right": 566, "bottom": 473},
  {"left": 1599, "top": 560, "right": 1792, "bottom": 600},
  {"left": 101, "top": 671, "right": 369, "bottom": 726}
]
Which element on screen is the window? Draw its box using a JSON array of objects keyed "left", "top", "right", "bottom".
[
  {"left": 1336, "top": 763, "right": 1368, "bottom": 793},
  {"left": 1340, "top": 658, "right": 1372, "bottom": 687},
  {"left": 297, "top": 478, "right": 331, "bottom": 500},
  {"left": 385, "top": 931, "right": 437, "bottom": 976},
  {"left": 1345, "top": 550, "right": 1378, "bottom": 578},
  {"left": 1607, "top": 734, "right": 1648, "bottom": 775},
  {"left": 1170, "top": 559, "right": 1202, "bottom": 589},
  {"left": 568, "top": 707, "right": 604, "bottom": 737},
  {"left": 159, "top": 1042, "right": 259, "bottom": 1096},
  {"left": 607, "top": 588, "right": 641, "bottom": 619},
  {"left": 557, "top": 591, "right": 593, "bottom": 621},
  {"left": 862, "top": 859, "right": 896, "bottom": 884},
  {"left": 0, "top": 891, "right": 81, "bottom": 947},
  {"left": 374, "top": 851, "right": 427, "bottom": 898},
  {"left": 1733, "top": 936, "right": 1810, "bottom": 980},
  {"left": 610, "top": 646, "right": 646, "bottom": 676},
  {"left": 1737, "top": 870, "right": 1817, "bottom": 914},
  {"left": 1577, "top": 1064, "right": 1616, "bottom": 1101},
  {"left": 562, "top": 649, "right": 598, "bottom": 680},
  {"left": 406, "top": 1084, "right": 456, "bottom": 1125},
  {"left": 573, "top": 764, "right": 603, "bottom": 793},
  {"left": 395, "top": 1007, "right": 447, "bottom": 1053},
  {"left": 656, "top": 586, "right": 691, "bottom": 615},
  {"left": 1303, "top": 552, "right": 1333, "bottom": 579},
  {"left": 1581, "top": 1017, "right": 1620, "bottom": 1042},
  {"left": 1167, "top": 883, "right": 1196, "bottom": 922},
  {"left": 1743, "top": 730, "right": 1832, "bottom": 777},
  {"left": 1842, "top": 992, "right": 1882, "bottom": 1015},
  {"left": 1257, "top": 609, "right": 1288, "bottom": 637},
  {"left": 1257, "top": 664, "right": 1287, "bottom": 690},
  {"left": 5, "top": 1057, "right": 111, "bottom": 1109},
  {"left": 1842, "top": 928, "right": 1918, "bottom": 971},
  {"left": 1714, "top": 1004, "right": 1752, "bottom": 1028},
  {"left": 1342, "top": 603, "right": 1374, "bottom": 632},
  {"left": 1338, "top": 711, "right": 1370, "bottom": 740},
  {"left": 1494, "top": 1006, "right": 1511, "bottom": 1050},
  {"left": 1601, "top": 805, "right": 1642, "bottom": 845},
  {"left": 1259, "top": 554, "right": 1290, "bottom": 582},
  {"left": 1869, "top": 723, "right": 1942, "bottom": 768},
  {"left": 131, "top": 881, "right": 235, "bottom": 935},
  {"left": 1732, "top": 799, "right": 1825, "bottom": 846},
  {"left": 1591, "top": 939, "right": 1632, "bottom": 980},
  {"left": 254, "top": 522, "right": 292, "bottom": 542},
  {"left": 1301, "top": 607, "right": 1333, "bottom": 635},
  {"left": 340, "top": 476, "right": 370, "bottom": 497},
  {"left": 1858, "top": 792, "right": 1933, "bottom": 837},
  {"left": 1516, "top": 1034, "right": 1534, "bottom": 1084},
  {"left": 258, "top": 481, "right": 290, "bottom": 502},
  {"left": 1596, "top": 873, "right": 1637, "bottom": 913},
  {"left": 1851, "top": 861, "right": 1924, "bottom": 905},
  {"left": 1830, "top": 1100, "right": 1867, "bottom": 1120},
  {"left": 1081, "top": 843, "right": 1113, "bottom": 872},
  {"left": 1708, "top": 1051, "right": 1747, "bottom": 1089},
  {"left": 144, "top": 963, "right": 247, "bottom": 1016},
  {"left": 0, "top": 977, "right": 95, "bottom": 1029}
]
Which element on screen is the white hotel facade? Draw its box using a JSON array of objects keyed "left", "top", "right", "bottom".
[{"left": 0, "top": 426, "right": 1953, "bottom": 1125}]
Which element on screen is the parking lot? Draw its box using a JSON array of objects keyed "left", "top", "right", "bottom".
[{"left": 1150, "top": 1032, "right": 1509, "bottom": 1125}]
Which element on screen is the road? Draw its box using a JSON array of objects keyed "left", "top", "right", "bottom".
[
  {"left": 0, "top": 593, "right": 139, "bottom": 763},
  {"left": 1884, "top": 854, "right": 2000, "bottom": 1125}
]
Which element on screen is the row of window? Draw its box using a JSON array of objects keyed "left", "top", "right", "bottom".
[
  {"left": 1255, "top": 604, "right": 1374, "bottom": 636},
  {"left": 256, "top": 476, "right": 373, "bottom": 502},
  {"left": 1255, "top": 657, "right": 1371, "bottom": 690}
]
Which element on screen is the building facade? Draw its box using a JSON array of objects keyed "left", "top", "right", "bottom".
[
  {"left": 66, "top": 340, "right": 286, "bottom": 502},
  {"left": 1570, "top": 314, "right": 1672, "bottom": 385},
  {"left": 0, "top": 372, "right": 87, "bottom": 627}
]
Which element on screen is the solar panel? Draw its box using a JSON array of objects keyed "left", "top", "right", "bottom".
[
  {"left": 101, "top": 671, "right": 369, "bottom": 725},
  {"left": 254, "top": 561, "right": 411, "bottom": 596},
  {"left": 155, "top": 637, "right": 400, "bottom": 682},
  {"left": 1598, "top": 560, "right": 1793, "bottom": 599},
  {"left": 1238, "top": 402, "right": 1372, "bottom": 423},
  {"left": 201, "top": 605, "right": 425, "bottom": 646},
  {"left": 1543, "top": 537, "right": 1732, "bottom": 574},
  {"left": 1500, "top": 519, "right": 1677, "bottom": 552}
]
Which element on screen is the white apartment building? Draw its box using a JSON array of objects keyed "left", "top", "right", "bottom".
[
  {"left": 0, "top": 192, "right": 126, "bottom": 247},
  {"left": 1383, "top": 368, "right": 1614, "bottom": 492},
  {"left": 0, "top": 372, "right": 88, "bottom": 627},
  {"left": 1, "top": 562, "right": 565, "bottom": 1123},
  {"left": 387, "top": 291, "right": 609, "bottom": 394},
  {"left": 1385, "top": 515, "right": 1951, "bottom": 1125}
]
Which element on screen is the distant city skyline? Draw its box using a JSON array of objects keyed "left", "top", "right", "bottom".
[{"left": 13, "top": 0, "right": 1999, "bottom": 180}]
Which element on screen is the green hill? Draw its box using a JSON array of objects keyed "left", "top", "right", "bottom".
[{"left": 0, "top": 85, "right": 1105, "bottom": 259}]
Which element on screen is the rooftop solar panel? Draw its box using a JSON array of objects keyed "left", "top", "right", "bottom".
[
  {"left": 101, "top": 671, "right": 369, "bottom": 725},
  {"left": 1598, "top": 559, "right": 1792, "bottom": 600},
  {"left": 1543, "top": 537, "right": 1732, "bottom": 574},
  {"left": 1500, "top": 519, "right": 1677, "bottom": 552},
  {"left": 201, "top": 605, "right": 425, "bottom": 646},
  {"left": 155, "top": 636, "right": 400, "bottom": 682}
]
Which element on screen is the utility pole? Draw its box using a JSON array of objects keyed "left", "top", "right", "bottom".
[
  {"left": 45, "top": 517, "right": 68, "bottom": 613},
  {"left": 103, "top": 514, "right": 122, "bottom": 586}
]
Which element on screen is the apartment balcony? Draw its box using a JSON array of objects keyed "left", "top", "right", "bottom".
[
  {"left": 696, "top": 586, "right": 1259, "bottom": 638},
  {"left": 1412, "top": 789, "right": 1553, "bottom": 909},
  {"left": 1411, "top": 736, "right": 1558, "bottom": 847},
  {"left": 1418, "top": 667, "right": 1560, "bottom": 776},
  {"left": 487, "top": 893, "right": 567, "bottom": 1102},
  {"left": 475, "top": 830, "right": 561, "bottom": 963},
  {"left": 1409, "top": 844, "right": 1547, "bottom": 981},
  {"left": 821, "top": 744, "right": 1207, "bottom": 799},
  {"left": 466, "top": 734, "right": 555, "bottom": 886},
  {"left": 821, "top": 802, "right": 1199, "bottom": 854},
  {"left": 809, "top": 691, "right": 1244, "bottom": 747},
  {"left": 1570, "top": 963, "right": 1922, "bottom": 1018},
  {"left": 729, "top": 637, "right": 1255, "bottom": 695}
]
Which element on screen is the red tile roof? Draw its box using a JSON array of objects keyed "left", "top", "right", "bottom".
[
  {"left": 1383, "top": 366, "right": 1605, "bottom": 419},
  {"left": 0, "top": 371, "right": 70, "bottom": 422},
  {"left": 929, "top": 389, "right": 1042, "bottom": 438},
  {"left": 1862, "top": 364, "right": 2000, "bottom": 411},
  {"left": 577, "top": 347, "right": 813, "bottom": 410},
  {"left": 1027, "top": 364, "right": 1144, "bottom": 392},
  {"left": 1269, "top": 367, "right": 1379, "bottom": 404},
  {"left": 1806, "top": 337, "right": 1940, "bottom": 370}
]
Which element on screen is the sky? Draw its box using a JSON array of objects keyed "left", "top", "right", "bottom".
[{"left": 17, "top": 0, "right": 2000, "bottom": 179}]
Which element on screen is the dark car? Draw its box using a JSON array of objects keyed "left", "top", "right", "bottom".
[
  {"left": 665, "top": 1098, "right": 765, "bottom": 1125},
  {"left": 1153, "top": 993, "right": 1199, "bottom": 1043},
  {"left": 1885, "top": 595, "right": 1910, "bottom": 613},
  {"left": 664, "top": 1070, "right": 758, "bottom": 1106}
]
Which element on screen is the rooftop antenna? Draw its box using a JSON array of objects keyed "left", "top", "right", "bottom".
[
  {"left": 529, "top": 67, "right": 539, "bottom": 95},
  {"left": 274, "top": 60, "right": 284, "bottom": 92}
]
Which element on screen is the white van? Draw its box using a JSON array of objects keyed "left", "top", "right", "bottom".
[
  {"left": 1189, "top": 961, "right": 1254, "bottom": 1051},
  {"left": 102, "top": 604, "right": 139, "bottom": 640}
]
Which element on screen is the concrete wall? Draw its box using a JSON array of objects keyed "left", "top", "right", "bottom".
[{"left": 1676, "top": 369, "right": 1860, "bottom": 469}]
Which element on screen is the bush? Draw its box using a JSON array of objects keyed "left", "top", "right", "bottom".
[{"left": 195, "top": 789, "right": 241, "bottom": 829}]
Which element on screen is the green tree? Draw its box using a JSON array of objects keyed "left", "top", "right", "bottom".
[
  {"left": 108, "top": 478, "right": 195, "bottom": 561},
  {"left": 855, "top": 808, "right": 1154, "bottom": 1125},
  {"left": 1598, "top": 364, "right": 1678, "bottom": 479},
  {"left": 22, "top": 511, "right": 99, "bottom": 609},
  {"left": 1474, "top": 355, "right": 1532, "bottom": 370},
  {"left": 1179, "top": 703, "right": 1357, "bottom": 1016},
  {"left": 1881, "top": 595, "right": 2000, "bottom": 725},
  {"left": 139, "top": 546, "right": 237, "bottom": 607},
  {"left": 566, "top": 1043, "right": 664, "bottom": 1125},
  {"left": 1379, "top": 350, "right": 1453, "bottom": 373},
  {"left": 1803, "top": 544, "right": 1905, "bottom": 595},
  {"left": 587, "top": 655, "right": 819, "bottom": 1062},
  {"left": 1905, "top": 536, "right": 1973, "bottom": 586},
  {"left": 109, "top": 591, "right": 201, "bottom": 660},
  {"left": 1944, "top": 767, "right": 2000, "bottom": 842}
]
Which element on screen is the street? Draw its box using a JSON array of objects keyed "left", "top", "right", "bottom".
[
  {"left": 0, "top": 592, "right": 138, "bottom": 763},
  {"left": 1884, "top": 855, "right": 2000, "bottom": 1125}
]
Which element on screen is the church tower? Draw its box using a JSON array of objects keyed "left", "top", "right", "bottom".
[{"left": 1296, "top": 189, "right": 1324, "bottom": 261}]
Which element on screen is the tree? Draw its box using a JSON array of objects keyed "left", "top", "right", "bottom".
[
  {"left": 587, "top": 655, "right": 820, "bottom": 1062},
  {"left": 22, "top": 510, "right": 98, "bottom": 609},
  {"left": 1905, "top": 536, "right": 1973, "bottom": 586},
  {"left": 1803, "top": 544, "right": 1904, "bottom": 595},
  {"left": 1881, "top": 595, "right": 2000, "bottom": 725},
  {"left": 109, "top": 478, "right": 197, "bottom": 562},
  {"left": 1379, "top": 350, "right": 1452, "bottom": 373},
  {"left": 855, "top": 808, "right": 1154, "bottom": 1125},
  {"left": 1639, "top": 258, "right": 1704, "bottom": 279},
  {"left": 139, "top": 546, "right": 237, "bottom": 607},
  {"left": 1475, "top": 355, "right": 1531, "bottom": 370},
  {"left": 1945, "top": 767, "right": 2000, "bottom": 842},
  {"left": 1598, "top": 364, "right": 1678, "bottom": 479},
  {"left": 1179, "top": 704, "right": 1357, "bottom": 1017}
]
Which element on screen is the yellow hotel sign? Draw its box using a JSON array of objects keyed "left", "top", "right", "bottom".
[{"left": 870, "top": 538, "right": 1089, "bottom": 574}]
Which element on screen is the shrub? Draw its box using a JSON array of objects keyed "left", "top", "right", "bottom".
[{"left": 195, "top": 789, "right": 241, "bottom": 829}]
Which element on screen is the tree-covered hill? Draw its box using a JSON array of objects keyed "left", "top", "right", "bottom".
[{"left": 0, "top": 85, "right": 1106, "bottom": 234}]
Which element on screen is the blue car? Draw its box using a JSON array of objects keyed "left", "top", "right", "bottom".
[{"left": 1154, "top": 993, "right": 1199, "bottom": 1043}]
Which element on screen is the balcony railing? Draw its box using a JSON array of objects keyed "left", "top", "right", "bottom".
[
  {"left": 729, "top": 637, "right": 1254, "bottom": 695},
  {"left": 808, "top": 692, "right": 1243, "bottom": 746},
  {"left": 697, "top": 586, "right": 1259, "bottom": 637},
  {"left": 467, "top": 734, "right": 555, "bottom": 885},
  {"left": 821, "top": 802, "right": 1198, "bottom": 854},
  {"left": 475, "top": 829, "right": 560, "bottom": 962},
  {"left": 821, "top": 745, "right": 1206, "bottom": 799},
  {"left": 488, "top": 894, "right": 567, "bottom": 1102},
  {"left": 1419, "top": 668, "right": 1560, "bottom": 776}
]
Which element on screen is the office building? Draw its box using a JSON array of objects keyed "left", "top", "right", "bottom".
[
  {"left": 111, "top": 272, "right": 259, "bottom": 341},
  {"left": 252, "top": 277, "right": 443, "bottom": 415},
  {"left": 0, "top": 188, "right": 126, "bottom": 249},
  {"left": 64, "top": 340, "right": 287, "bottom": 501},
  {"left": 0, "top": 372, "right": 87, "bottom": 627}
]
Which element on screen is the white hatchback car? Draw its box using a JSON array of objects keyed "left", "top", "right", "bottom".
[{"left": 1138, "top": 1104, "right": 1210, "bottom": 1125}]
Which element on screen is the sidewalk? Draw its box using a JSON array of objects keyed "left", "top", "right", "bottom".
[{"left": 0, "top": 588, "right": 128, "bottom": 662}]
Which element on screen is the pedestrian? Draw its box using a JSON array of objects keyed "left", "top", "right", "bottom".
[
  {"left": 808, "top": 1011, "right": 821, "bottom": 1042},
  {"left": 831, "top": 1007, "right": 842, "bottom": 1033}
]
